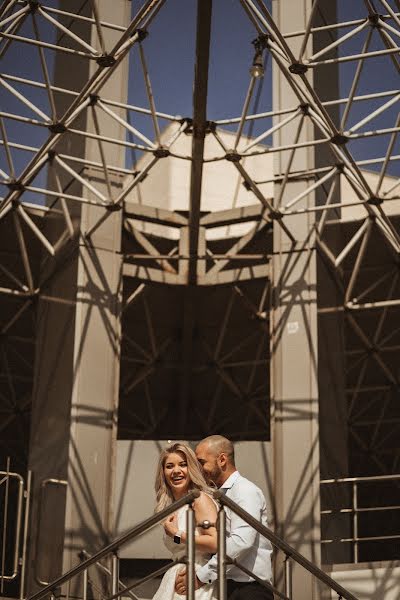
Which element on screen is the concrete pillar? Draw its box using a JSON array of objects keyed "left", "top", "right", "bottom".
[
  {"left": 271, "top": 0, "right": 349, "bottom": 591},
  {"left": 271, "top": 1, "right": 320, "bottom": 597},
  {"left": 26, "top": 1, "right": 129, "bottom": 592}
]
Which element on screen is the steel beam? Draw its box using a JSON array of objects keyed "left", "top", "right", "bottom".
[{"left": 188, "top": 0, "right": 212, "bottom": 284}]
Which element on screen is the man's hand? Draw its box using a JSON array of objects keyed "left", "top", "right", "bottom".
[{"left": 175, "top": 568, "right": 203, "bottom": 595}]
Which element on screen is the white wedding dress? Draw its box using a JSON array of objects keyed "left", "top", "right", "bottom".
[{"left": 152, "top": 504, "right": 218, "bottom": 600}]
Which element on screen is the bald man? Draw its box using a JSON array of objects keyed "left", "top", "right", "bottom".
[{"left": 175, "top": 435, "right": 273, "bottom": 600}]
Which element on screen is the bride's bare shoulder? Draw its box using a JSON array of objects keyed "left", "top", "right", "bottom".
[{"left": 194, "top": 490, "right": 218, "bottom": 514}]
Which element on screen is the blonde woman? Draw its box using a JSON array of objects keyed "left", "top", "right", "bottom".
[{"left": 153, "top": 443, "right": 218, "bottom": 600}]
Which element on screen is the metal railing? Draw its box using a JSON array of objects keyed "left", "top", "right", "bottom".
[
  {"left": 0, "top": 463, "right": 31, "bottom": 598},
  {"left": 79, "top": 549, "right": 141, "bottom": 600},
  {"left": 321, "top": 473, "right": 400, "bottom": 563},
  {"left": 27, "top": 490, "right": 200, "bottom": 600},
  {"left": 25, "top": 488, "right": 358, "bottom": 600},
  {"left": 214, "top": 490, "right": 358, "bottom": 600}
]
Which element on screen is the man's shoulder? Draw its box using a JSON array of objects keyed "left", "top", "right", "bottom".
[{"left": 231, "top": 474, "right": 265, "bottom": 499}]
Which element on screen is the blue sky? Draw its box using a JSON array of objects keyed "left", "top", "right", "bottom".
[{"left": 0, "top": 0, "right": 399, "bottom": 204}]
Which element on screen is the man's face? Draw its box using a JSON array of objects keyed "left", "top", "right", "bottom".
[{"left": 195, "top": 442, "right": 223, "bottom": 487}]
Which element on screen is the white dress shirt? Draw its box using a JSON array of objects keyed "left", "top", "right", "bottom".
[{"left": 197, "top": 471, "right": 273, "bottom": 584}]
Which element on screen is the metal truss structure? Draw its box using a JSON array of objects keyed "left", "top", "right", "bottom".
[{"left": 0, "top": 0, "right": 400, "bottom": 575}]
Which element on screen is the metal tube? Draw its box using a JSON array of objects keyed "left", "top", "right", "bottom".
[
  {"left": 308, "top": 20, "right": 368, "bottom": 62},
  {"left": 298, "top": 0, "right": 320, "bottom": 60},
  {"left": 1, "top": 458, "right": 10, "bottom": 591},
  {"left": 97, "top": 100, "right": 156, "bottom": 149},
  {"left": 111, "top": 553, "right": 119, "bottom": 598},
  {"left": 13, "top": 212, "right": 34, "bottom": 292},
  {"left": 83, "top": 569, "right": 88, "bottom": 600},
  {"left": 353, "top": 482, "right": 358, "bottom": 564},
  {"left": 0, "top": 30, "right": 94, "bottom": 58},
  {"left": 243, "top": 108, "right": 300, "bottom": 152},
  {"left": 55, "top": 155, "right": 108, "bottom": 204},
  {"left": 38, "top": 6, "right": 99, "bottom": 55},
  {"left": 334, "top": 218, "right": 370, "bottom": 267},
  {"left": 283, "top": 13, "right": 400, "bottom": 38},
  {"left": 234, "top": 77, "right": 256, "bottom": 149},
  {"left": 0, "top": 76, "right": 49, "bottom": 122},
  {"left": 0, "top": 4, "right": 27, "bottom": 28},
  {"left": 27, "top": 491, "right": 200, "bottom": 600},
  {"left": 42, "top": 4, "right": 126, "bottom": 32},
  {"left": 139, "top": 42, "right": 161, "bottom": 144},
  {"left": 214, "top": 491, "right": 359, "bottom": 600},
  {"left": 0, "top": 73, "right": 180, "bottom": 121},
  {"left": 348, "top": 92, "right": 400, "bottom": 134},
  {"left": 308, "top": 45, "right": 400, "bottom": 66},
  {"left": 284, "top": 166, "right": 337, "bottom": 210},
  {"left": 284, "top": 556, "right": 292, "bottom": 600},
  {"left": 17, "top": 206, "right": 55, "bottom": 256},
  {"left": 217, "top": 508, "right": 227, "bottom": 600},
  {"left": 19, "top": 470, "right": 32, "bottom": 600},
  {"left": 186, "top": 505, "right": 195, "bottom": 600}
]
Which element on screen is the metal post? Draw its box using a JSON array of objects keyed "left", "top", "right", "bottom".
[
  {"left": 1, "top": 457, "right": 10, "bottom": 593},
  {"left": 217, "top": 508, "right": 227, "bottom": 600},
  {"left": 186, "top": 505, "right": 196, "bottom": 600},
  {"left": 352, "top": 482, "right": 358, "bottom": 563},
  {"left": 83, "top": 569, "right": 88, "bottom": 600},
  {"left": 284, "top": 555, "right": 292, "bottom": 600},
  {"left": 20, "top": 470, "right": 32, "bottom": 600},
  {"left": 111, "top": 553, "right": 119, "bottom": 598}
]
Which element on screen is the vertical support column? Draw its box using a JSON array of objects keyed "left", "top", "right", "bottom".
[
  {"left": 27, "top": 1, "right": 130, "bottom": 592},
  {"left": 271, "top": 1, "right": 320, "bottom": 598}
]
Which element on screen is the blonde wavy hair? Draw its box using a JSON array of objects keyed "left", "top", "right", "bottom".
[{"left": 155, "top": 443, "right": 208, "bottom": 513}]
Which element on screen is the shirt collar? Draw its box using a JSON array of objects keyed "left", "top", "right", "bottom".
[{"left": 220, "top": 470, "right": 240, "bottom": 490}]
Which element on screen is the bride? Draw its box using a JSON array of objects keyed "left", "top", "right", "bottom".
[{"left": 152, "top": 442, "right": 218, "bottom": 599}]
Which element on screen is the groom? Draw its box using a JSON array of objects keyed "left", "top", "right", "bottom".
[{"left": 175, "top": 435, "right": 273, "bottom": 599}]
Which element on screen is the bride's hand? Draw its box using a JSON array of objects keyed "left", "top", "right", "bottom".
[{"left": 163, "top": 513, "right": 178, "bottom": 537}]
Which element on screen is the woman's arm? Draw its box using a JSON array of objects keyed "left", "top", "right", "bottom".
[{"left": 163, "top": 492, "right": 217, "bottom": 553}]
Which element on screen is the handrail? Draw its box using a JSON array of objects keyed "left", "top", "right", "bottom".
[
  {"left": 79, "top": 549, "right": 141, "bottom": 600},
  {"left": 320, "top": 473, "right": 400, "bottom": 484},
  {"left": 27, "top": 489, "right": 200, "bottom": 600},
  {"left": 0, "top": 469, "right": 24, "bottom": 581},
  {"left": 214, "top": 490, "right": 359, "bottom": 600},
  {"left": 27, "top": 486, "right": 359, "bottom": 600},
  {"left": 320, "top": 473, "right": 400, "bottom": 563}
]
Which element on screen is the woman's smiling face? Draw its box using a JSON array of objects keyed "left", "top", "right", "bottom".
[{"left": 164, "top": 451, "right": 190, "bottom": 498}]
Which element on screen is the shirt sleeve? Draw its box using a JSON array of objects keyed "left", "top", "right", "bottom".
[{"left": 196, "top": 485, "right": 263, "bottom": 584}]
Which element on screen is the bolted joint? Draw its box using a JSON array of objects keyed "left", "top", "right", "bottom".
[
  {"left": 28, "top": 1, "right": 40, "bottom": 13},
  {"left": 48, "top": 121, "right": 67, "bottom": 134},
  {"left": 7, "top": 180, "right": 25, "bottom": 192},
  {"left": 335, "top": 162, "right": 345, "bottom": 173},
  {"left": 96, "top": 54, "right": 116, "bottom": 67},
  {"left": 180, "top": 117, "right": 193, "bottom": 134},
  {"left": 368, "top": 196, "right": 383, "bottom": 206},
  {"left": 289, "top": 62, "right": 308, "bottom": 75},
  {"left": 368, "top": 13, "right": 382, "bottom": 28},
  {"left": 153, "top": 146, "right": 170, "bottom": 158},
  {"left": 252, "top": 33, "right": 269, "bottom": 52},
  {"left": 225, "top": 151, "right": 241, "bottom": 163},
  {"left": 47, "top": 150, "right": 56, "bottom": 163},
  {"left": 89, "top": 94, "right": 100, "bottom": 106},
  {"left": 331, "top": 133, "right": 349, "bottom": 146},
  {"left": 269, "top": 210, "right": 283, "bottom": 221},
  {"left": 206, "top": 120, "right": 216, "bottom": 134},
  {"left": 106, "top": 203, "right": 122, "bottom": 212},
  {"left": 136, "top": 28, "right": 148, "bottom": 42},
  {"left": 299, "top": 103, "right": 310, "bottom": 115}
]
